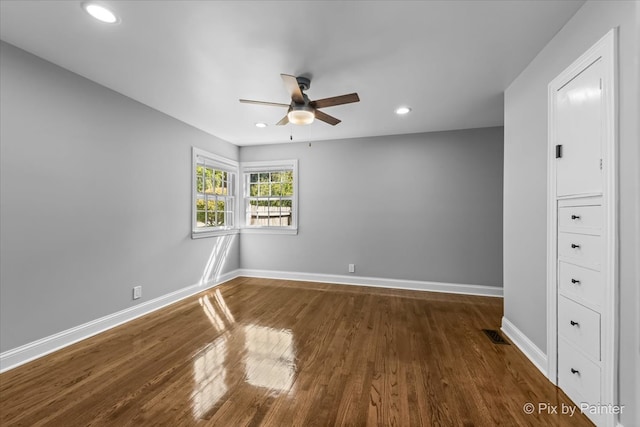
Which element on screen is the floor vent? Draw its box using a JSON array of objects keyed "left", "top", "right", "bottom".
[{"left": 482, "top": 329, "right": 510, "bottom": 345}]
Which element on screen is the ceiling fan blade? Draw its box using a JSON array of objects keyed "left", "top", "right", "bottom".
[
  {"left": 314, "top": 110, "right": 341, "bottom": 126},
  {"left": 281, "top": 74, "right": 304, "bottom": 104},
  {"left": 276, "top": 114, "right": 289, "bottom": 126},
  {"left": 311, "top": 93, "right": 360, "bottom": 109},
  {"left": 239, "top": 99, "right": 290, "bottom": 108}
]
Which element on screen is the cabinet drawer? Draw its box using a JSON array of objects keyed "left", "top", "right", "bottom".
[
  {"left": 558, "top": 295, "right": 600, "bottom": 360},
  {"left": 558, "top": 232, "right": 602, "bottom": 269},
  {"left": 559, "top": 262, "right": 603, "bottom": 309},
  {"left": 558, "top": 338, "right": 601, "bottom": 422},
  {"left": 558, "top": 205, "right": 602, "bottom": 232}
]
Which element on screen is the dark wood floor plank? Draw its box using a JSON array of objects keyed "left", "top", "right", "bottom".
[{"left": 0, "top": 278, "right": 593, "bottom": 426}]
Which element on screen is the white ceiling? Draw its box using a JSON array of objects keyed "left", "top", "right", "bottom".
[{"left": 0, "top": 0, "right": 584, "bottom": 146}]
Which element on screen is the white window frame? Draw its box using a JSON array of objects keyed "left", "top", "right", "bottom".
[
  {"left": 241, "top": 159, "right": 298, "bottom": 235},
  {"left": 192, "top": 147, "right": 239, "bottom": 239}
]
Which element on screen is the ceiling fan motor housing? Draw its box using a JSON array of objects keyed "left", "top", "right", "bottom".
[{"left": 296, "top": 76, "right": 311, "bottom": 92}]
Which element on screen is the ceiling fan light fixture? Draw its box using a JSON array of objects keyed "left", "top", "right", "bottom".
[
  {"left": 287, "top": 105, "right": 315, "bottom": 125},
  {"left": 82, "top": 2, "right": 119, "bottom": 24},
  {"left": 395, "top": 106, "right": 412, "bottom": 115}
]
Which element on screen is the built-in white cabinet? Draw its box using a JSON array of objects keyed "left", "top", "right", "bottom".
[
  {"left": 556, "top": 198, "right": 605, "bottom": 427},
  {"left": 555, "top": 58, "right": 603, "bottom": 197},
  {"left": 548, "top": 30, "right": 617, "bottom": 427}
]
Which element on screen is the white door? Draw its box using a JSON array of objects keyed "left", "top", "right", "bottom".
[{"left": 555, "top": 58, "right": 603, "bottom": 197}]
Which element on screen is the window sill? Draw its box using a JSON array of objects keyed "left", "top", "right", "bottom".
[
  {"left": 240, "top": 227, "right": 298, "bottom": 236},
  {"left": 191, "top": 228, "right": 239, "bottom": 239}
]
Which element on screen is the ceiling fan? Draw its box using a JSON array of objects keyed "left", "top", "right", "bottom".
[{"left": 240, "top": 74, "right": 360, "bottom": 126}]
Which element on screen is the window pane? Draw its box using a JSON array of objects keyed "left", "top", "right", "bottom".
[
  {"left": 280, "top": 183, "right": 292, "bottom": 196},
  {"left": 207, "top": 198, "right": 217, "bottom": 213},
  {"left": 259, "top": 173, "right": 269, "bottom": 183},
  {"left": 271, "top": 172, "right": 282, "bottom": 182},
  {"left": 204, "top": 167, "right": 214, "bottom": 194},
  {"left": 271, "top": 183, "right": 282, "bottom": 196},
  {"left": 214, "top": 170, "right": 223, "bottom": 194},
  {"left": 259, "top": 184, "right": 270, "bottom": 196},
  {"left": 249, "top": 183, "right": 258, "bottom": 197},
  {"left": 196, "top": 175, "right": 204, "bottom": 193},
  {"left": 216, "top": 211, "right": 225, "bottom": 226},
  {"left": 281, "top": 199, "right": 292, "bottom": 208},
  {"left": 281, "top": 172, "right": 293, "bottom": 196},
  {"left": 196, "top": 198, "right": 205, "bottom": 211},
  {"left": 210, "top": 170, "right": 227, "bottom": 196},
  {"left": 206, "top": 211, "right": 216, "bottom": 226},
  {"left": 249, "top": 200, "right": 258, "bottom": 225},
  {"left": 196, "top": 211, "right": 206, "bottom": 227},
  {"left": 250, "top": 173, "right": 259, "bottom": 183},
  {"left": 222, "top": 172, "right": 228, "bottom": 196}
]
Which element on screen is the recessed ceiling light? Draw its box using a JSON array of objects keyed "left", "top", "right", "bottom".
[
  {"left": 255, "top": 122, "right": 268, "bottom": 128},
  {"left": 395, "top": 106, "right": 412, "bottom": 115},
  {"left": 82, "top": 2, "right": 119, "bottom": 24}
]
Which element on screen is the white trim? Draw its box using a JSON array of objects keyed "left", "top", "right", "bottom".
[
  {"left": 0, "top": 269, "right": 502, "bottom": 374},
  {"left": 193, "top": 147, "right": 239, "bottom": 171},
  {"left": 0, "top": 270, "right": 240, "bottom": 374},
  {"left": 501, "top": 317, "right": 548, "bottom": 377},
  {"left": 547, "top": 28, "right": 618, "bottom": 427},
  {"left": 241, "top": 159, "right": 298, "bottom": 172},
  {"left": 192, "top": 228, "right": 239, "bottom": 239},
  {"left": 237, "top": 269, "right": 503, "bottom": 297},
  {"left": 546, "top": 74, "right": 559, "bottom": 383},
  {"left": 240, "top": 228, "right": 298, "bottom": 235}
]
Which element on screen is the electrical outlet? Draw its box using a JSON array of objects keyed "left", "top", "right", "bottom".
[
  {"left": 348, "top": 264, "right": 355, "bottom": 273},
  {"left": 133, "top": 286, "right": 142, "bottom": 300}
]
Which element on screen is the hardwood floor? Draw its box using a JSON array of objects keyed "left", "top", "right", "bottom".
[{"left": 0, "top": 277, "right": 592, "bottom": 426}]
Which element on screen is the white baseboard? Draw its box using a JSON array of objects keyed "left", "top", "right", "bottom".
[
  {"left": 237, "top": 269, "right": 503, "bottom": 298},
  {"left": 501, "top": 316, "right": 548, "bottom": 377},
  {"left": 1, "top": 269, "right": 502, "bottom": 374},
  {"left": 0, "top": 270, "right": 240, "bottom": 373}
]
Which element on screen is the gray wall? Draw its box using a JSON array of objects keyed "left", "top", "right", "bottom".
[
  {"left": 240, "top": 127, "right": 504, "bottom": 287},
  {"left": 503, "top": 1, "right": 638, "bottom": 424},
  {"left": 0, "top": 42, "right": 240, "bottom": 352}
]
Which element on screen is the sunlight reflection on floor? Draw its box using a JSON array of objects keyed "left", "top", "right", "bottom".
[{"left": 192, "top": 287, "right": 297, "bottom": 419}]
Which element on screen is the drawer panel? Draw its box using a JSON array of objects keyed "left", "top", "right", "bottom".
[
  {"left": 558, "top": 338, "right": 601, "bottom": 413},
  {"left": 558, "top": 262, "right": 603, "bottom": 309},
  {"left": 558, "top": 232, "right": 602, "bottom": 269},
  {"left": 558, "top": 296, "right": 600, "bottom": 360},
  {"left": 558, "top": 205, "right": 602, "bottom": 233}
]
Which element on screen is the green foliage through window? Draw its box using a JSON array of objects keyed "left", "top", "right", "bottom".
[
  {"left": 245, "top": 169, "right": 294, "bottom": 227},
  {"left": 195, "top": 163, "right": 233, "bottom": 229}
]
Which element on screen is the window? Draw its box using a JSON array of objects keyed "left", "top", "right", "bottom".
[
  {"left": 242, "top": 160, "right": 298, "bottom": 234},
  {"left": 192, "top": 148, "right": 238, "bottom": 238}
]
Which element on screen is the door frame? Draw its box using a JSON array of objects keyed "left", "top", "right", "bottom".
[{"left": 546, "top": 28, "right": 618, "bottom": 425}]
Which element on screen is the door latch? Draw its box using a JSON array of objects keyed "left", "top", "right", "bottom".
[{"left": 555, "top": 144, "right": 563, "bottom": 158}]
